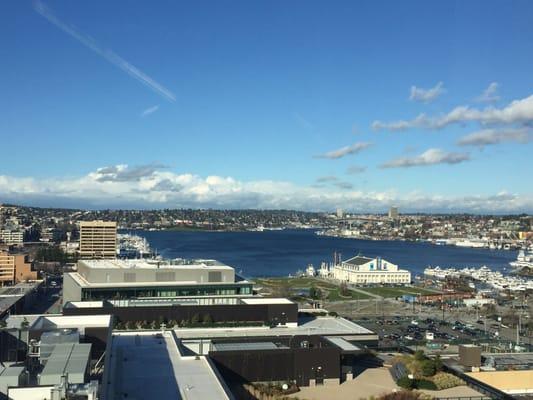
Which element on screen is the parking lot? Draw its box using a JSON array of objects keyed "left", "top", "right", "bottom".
[{"left": 354, "top": 315, "right": 499, "bottom": 349}]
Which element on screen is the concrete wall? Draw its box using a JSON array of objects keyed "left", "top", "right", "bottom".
[
  {"left": 62, "top": 273, "right": 82, "bottom": 304},
  {"left": 77, "top": 261, "right": 234, "bottom": 284}
]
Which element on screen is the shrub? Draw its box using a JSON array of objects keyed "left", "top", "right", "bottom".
[
  {"left": 431, "top": 372, "right": 465, "bottom": 390},
  {"left": 415, "top": 379, "right": 437, "bottom": 390},
  {"left": 329, "top": 311, "right": 338, "bottom": 317},
  {"left": 421, "top": 360, "right": 436, "bottom": 377},
  {"left": 397, "top": 376, "right": 415, "bottom": 390},
  {"left": 167, "top": 319, "right": 178, "bottom": 328}
]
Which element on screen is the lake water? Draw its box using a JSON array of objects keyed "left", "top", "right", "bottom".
[{"left": 128, "top": 229, "right": 517, "bottom": 278}]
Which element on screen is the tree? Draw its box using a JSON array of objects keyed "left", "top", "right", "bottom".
[
  {"left": 421, "top": 360, "right": 436, "bottom": 377},
  {"left": 309, "top": 286, "right": 322, "bottom": 300},
  {"left": 434, "top": 355, "right": 443, "bottom": 372},
  {"left": 191, "top": 313, "right": 200, "bottom": 325},
  {"left": 339, "top": 282, "right": 349, "bottom": 296},
  {"left": 414, "top": 350, "right": 425, "bottom": 361},
  {"left": 202, "top": 314, "right": 213, "bottom": 325}
]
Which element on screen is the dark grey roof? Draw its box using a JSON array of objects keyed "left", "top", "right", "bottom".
[{"left": 343, "top": 255, "right": 373, "bottom": 266}]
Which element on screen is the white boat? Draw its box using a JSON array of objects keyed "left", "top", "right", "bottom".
[{"left": 509, "top": 249, "right": 533, "bottom": 270}]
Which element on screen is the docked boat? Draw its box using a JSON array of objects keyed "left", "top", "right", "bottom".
[{"left": 509, "top": 249, "right": 533, "bottom": 270}]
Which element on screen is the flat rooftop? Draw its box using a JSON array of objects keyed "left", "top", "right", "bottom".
[
  {"left": 67, "top": 271, "right": 250, "bottom": 289},
  {"left": 31, "top": 314, "right": 112, "bottom": 330},
  {"left": 104, "top": 332, "right": 231, "bottom": 400},
  {"left": 212, "top": 342, "right": 288, "bottom": 352},
  {"left": 79, "top": 258, "right": 233, "bottom": 271},
  {"left": 172, "top": 316, "right": 375, "bottom": 340}
]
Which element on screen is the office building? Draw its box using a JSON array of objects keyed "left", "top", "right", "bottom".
[
  {"left": 388, "top": 206, "right": 399, "bottom": 220},
  {"left": 79, "top": 220, "right": 117, "bottom": 259},
  {"left": 0, "top": 250, "right": 36, "bottom": 286},
  {"left": 63, "top": 258, "right": 254, "bottom": 305},
  {"left": 332, "top": 254, "right": 411, "bottom": 285}
]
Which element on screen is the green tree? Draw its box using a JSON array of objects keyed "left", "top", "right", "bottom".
[
  {"left": 421, "top": 360, "right": 436, "bottom": 377},
  {"left": 191, "top": 313, "right": 200, "bottom": 325},
  {"left": 309, "top": 286, "right": 322, "bottom": 300},
  {"left": 414, "top": 350, "right": 425, "bottom": 361},
  {"left": 202, "top": 314, "right": 213, "bottom": 325}
]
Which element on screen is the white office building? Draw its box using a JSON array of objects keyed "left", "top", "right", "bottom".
[{"left": 333, "top": 255, "right": 411, "bottom": 285}]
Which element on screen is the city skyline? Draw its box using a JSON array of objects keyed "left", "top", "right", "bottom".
[{"left": 1, "top": 1, "right": 532, "bottom": 212}]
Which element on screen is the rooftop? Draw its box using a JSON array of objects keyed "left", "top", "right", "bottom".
[
  {"left": 79, "top": 258, "right": 233, "bottom": 271},
  {"left": 343, "top": 255, "right": 374, "bottom": 266},
  {"left": 172, "top": 316, "right": 375, "bottom": 340},
  {"left": 212, "top": 341, "right": 288, "bottom": 352},
  {"left": 103, "top": 332, "right": 231, "bottom": 400}
]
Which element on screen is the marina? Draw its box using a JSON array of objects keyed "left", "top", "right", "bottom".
[{"left": 424, "top": 265, "right": 533, "bottom": 292}]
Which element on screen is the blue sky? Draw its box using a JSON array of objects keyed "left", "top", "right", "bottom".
[{"left": 1, "top": 1, "right": 532, "bottom": 212}]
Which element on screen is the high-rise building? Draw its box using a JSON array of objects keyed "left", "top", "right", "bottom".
[
  {"left": 336, "top": 208, "right": 344, "bottom": 218},
  {"left": 79, "top": 220, "right": 117, "bottom": 259},
  {"left": 388, "top": 206, "right": 399, "bottom": 220}
]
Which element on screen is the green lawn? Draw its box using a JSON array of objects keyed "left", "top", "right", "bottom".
[
  {"left": 255, "top": 277, "right": 337, "bottom": 289},
  {"left": 326, "top": 287, "right": 373, "bottom": 301},
  {"left": 359, "top": 286, "right": 440, "bottom": 298},
  {"left": 254, "top": 277, "right": 373, "bottom": 301}
]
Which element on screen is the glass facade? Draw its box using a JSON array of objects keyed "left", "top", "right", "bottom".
[{"left": 82, "top": 283, "right": 253, "bottom": 301}]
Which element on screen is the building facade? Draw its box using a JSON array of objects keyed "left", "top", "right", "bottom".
[
  {"left": 332, "top": 255, "right": 411, "bottom": 285},
  {"left": 79, "top": 220, "right": 117, "bottom": 259},
  {"left": 0, "top": 251, "right": 36, "bottom": 286},
  {"left": 63, "top": 258, "right": 254, "bottom": 304},
  {"left": 0, "top": 230, "right": 24, "bottom": 245}
]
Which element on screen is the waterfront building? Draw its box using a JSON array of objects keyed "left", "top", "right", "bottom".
[
  {"left": 63, "top": 258, "right": 254, "bottom": 304},
  {"left": 0, "top": 229, "right": 23, "bottom": 245},
  {"left": 332, "top": 254, "right": 411, "bottom": 285},
  {"left": 79, "top": 220, "right": 117, "bottom": 259},
  {"left": 0, "top": 250, "right": 36, "bottom": 286}
]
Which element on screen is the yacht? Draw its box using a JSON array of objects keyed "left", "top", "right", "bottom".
[{"left": 510, "top": 249, "right": 533, "bottom": 270}]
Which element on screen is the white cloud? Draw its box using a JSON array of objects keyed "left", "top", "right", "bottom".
[
  {"left": 346, "top": 165, "right": 366, "bottom": 175},
  {"left": 380, "top": 148, "right": 470, "bottom": 168},
  {"left": 0, "top": 165, "right": 531, "bottom": 213},
  {"left": 409, "top": 82, "right": 445, "bottom": 103},
  {"left": 141, "top": 105, "right": 159, "bottom": 117},
  {"left": 476, "top": 82, "right": 500, "bottom": 103},
  {"left": 34, "top": 1, "right": 176, "bottom": 102},
  {"left": 457, "top": 128, "right": 531, "bottom": 147},
  {"left": 372, "top": 94, "right": 533, "bottom": 131},
  {"left": 314, "top": 142, "right": 372, "bottom": 159},
  {"left": 316, "top": 176, "right": 338, "bottom": 183}
]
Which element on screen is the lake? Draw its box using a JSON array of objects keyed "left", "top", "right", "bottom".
[{"left": 127, "top": 229, "right": 517, "bottom": 278}]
